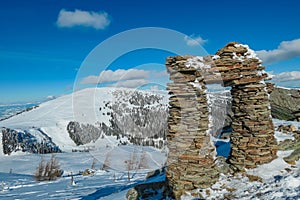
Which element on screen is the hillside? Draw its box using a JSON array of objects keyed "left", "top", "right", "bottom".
[
  {"left": 269, "top": 86, "right": 300, "bottom": 121},
  {"left": 1, "top": 86, "right": 300, "bottom": 199},
  {"left": 0, "top": 87, "right": 169, "bottom": 154}
]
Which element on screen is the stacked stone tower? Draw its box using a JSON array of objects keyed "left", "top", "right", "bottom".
[
  {"left": 166, "top": 56, "right": 219, "bottom": 198},
  {"left": 214, "top": 43, "right": 278, "bottom": 170},
  {"left": 166, "top": 42, "right": 277, "bottom": 198}
]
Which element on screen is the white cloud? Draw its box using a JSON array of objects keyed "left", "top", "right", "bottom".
[
  {"left": 81, "top": 69, "right": 150, "bottom": 84},
  {"left": 256, "top": 39, "right": 300, "bottom": 63},
  {"left": 80, "top": 75, "right": 99, "bottom": 84},
  {"left": 56, "top": 9, "right": 110, "bottom": 30},
  {"left": 184, "top": 35, "right": 207, "bottom": 46},
  {"left": 271, "top": 71, "right": 300, "bottom": 82},
  {"left": 153, "top": 70, "right": 168, "bottom": 78},
  {"left": 110, "top": 79, "right": 150, "bottom": 88},
  {"left": 274, "top": 80, "right": 300, "bottom": 88}
]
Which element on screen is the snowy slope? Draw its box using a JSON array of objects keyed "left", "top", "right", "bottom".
[
  {"left": 1, "top": 87, "right": 300, "bottom": 199},
  {"left": 1, "top": 88, "right": 111, "bottom": 128},
  {"left": 0, "top": 87, "right": 168, "bottom": 152},
  {"left": 0, "top": 127, "right": 299, "bottom": 200},
  {"left": 0, "top": 132, "right": 3, "bottom": 156},
  {"left": 0, "top": 151, "right": 165, "bottom": 200}
]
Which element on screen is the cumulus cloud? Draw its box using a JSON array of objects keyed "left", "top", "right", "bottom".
[
  {"left": 81, "top": 69, "right": 150, "bottom": 84},
  {"left": 56, "top": 9, "right": 110, "bottom": 30},
  {"left": 269, "top": 71, "right": 300, "bottom": 88},
  {"left": 80, "top": 75, "right": 99, "bottom": 84},
  {"left": 271, "top": 71, "right": 300, "bottom": 82},
  {"left": 109, "top": 79, "right": 150, "bottom": 88},
  {"left": 153, "top": 70, "right": 168, "bottom": 78},
  {"left": 184, "top": 35, "right": 207, "bottom": 46},
  {"left": 256, "top": 39, "right": 300, "bottom": 63}
]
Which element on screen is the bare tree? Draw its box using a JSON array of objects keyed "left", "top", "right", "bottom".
[
  {"left": 48, "top": 154, "right": 61, "bottom": 180},
  {"left": 35, "top": 154, "right": 62, "bottom": 181},
  {"left": 124, "top": 159, "right": 132, "bottom": 181},
  {"left": 1, "top": 181, "right": 4, "bottom": 192},
  {"left": 70, "top": 172, "right": 75, "bottom": 186},
  {"left": 125, "top": 149, "right": 139, "bottom": 181},
  {"left": 138, "top": 149, "right": 149, "bottom": 169},
  {"left": 35, "top": 157, "right": 45, "bottom": 181},
  {"left": 102, "top": 152, "right": 112, "bottom": 171},
  {"left": 43, "top": 161, "right": 50, "bottom": 179},
  {"left": 91, "top": 158, "right": 97, "bottom": 170}
]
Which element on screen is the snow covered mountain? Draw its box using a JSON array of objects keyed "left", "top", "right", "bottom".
[
  {"left": 0, "top": 86, "right": 234, "bottom": 156},
  {"left": 1, "top": 87, "right": 300, "bottom": 200},
  {"left": 0, "top": 87, "right": 169, "bottom": 155},
  {"left": 0, "top": 103, "right": 38, "bottom": 121}
]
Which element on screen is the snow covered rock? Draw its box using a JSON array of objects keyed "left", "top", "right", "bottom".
[
  {"left": 268, "top": 86, "right": 300, "bottom": 121},
  {"left": 1, "top": 128, "right": 61, "bottom": 155}
]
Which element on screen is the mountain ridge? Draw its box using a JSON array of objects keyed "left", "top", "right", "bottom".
[{"left": 0, "top": 87, "right": 169, "bottom": 154}]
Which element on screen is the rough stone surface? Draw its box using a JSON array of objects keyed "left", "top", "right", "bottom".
[
  {"left": 165, "top": 42, "right": 277, "bottom": 198},
  {"left": 268, "top": 86, "right": 300, "bottom": 121},
  {"left": 166, "top": 55, "right": 219, "bottom": 199},
  {"left": 126, "top": 181, "right": 173, "bottom": 200},
  {"left": 277, "top": 125, "right": 300, "bottom": 165},
  {"left": 277, "top": 124, "right": 297, "bottom": 133}
]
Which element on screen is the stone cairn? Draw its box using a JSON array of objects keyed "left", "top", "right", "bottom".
[
  {"left": 166, "top": 55, "right": 219, "bottom": 198},
  {"left": 214, "top": 43, "right": 278, "bottom": 170},
  {"left": 166, "top": 42, "right": 278, "bottom": 198}
]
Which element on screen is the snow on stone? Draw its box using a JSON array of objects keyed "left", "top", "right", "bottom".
[
  {"left": 193, "top": 152, "right": 300, "bottom": 200},
  {"left": 188, "top": 81, "right": 203, "bottom": 90},
  {"left": 212, "top": 55, "right": 220, "bottom": 60},
  {"left": 274, "top": 131, "right": 295, "bottom": 142},
  {"left": 232, "top": 52, "right": 243, "bottom": 61},
  {"left": 247, "top": 150, "right": 294, "bottom": 179},
  {"left": 286, "top": 176, "right": 300, "bottom": 188},
  {"left": 185, "top": 56, "right": 211, "bottom": 70},
  {"left": 273, "top": 118, "right": 300, "bottom": 129},
  {"left": 178, "top": 116, "right": 300, "bottom": 199},
  {"left": 26, "top": 128, "right": 46, "bottom": 143},
  {"left": 234, "top": 43, "right": 262, "bottom": 61}
]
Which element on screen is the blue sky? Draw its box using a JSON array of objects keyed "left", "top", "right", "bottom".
[{"left": 1, "top": 0, "right": 300, "bottom": 103}]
